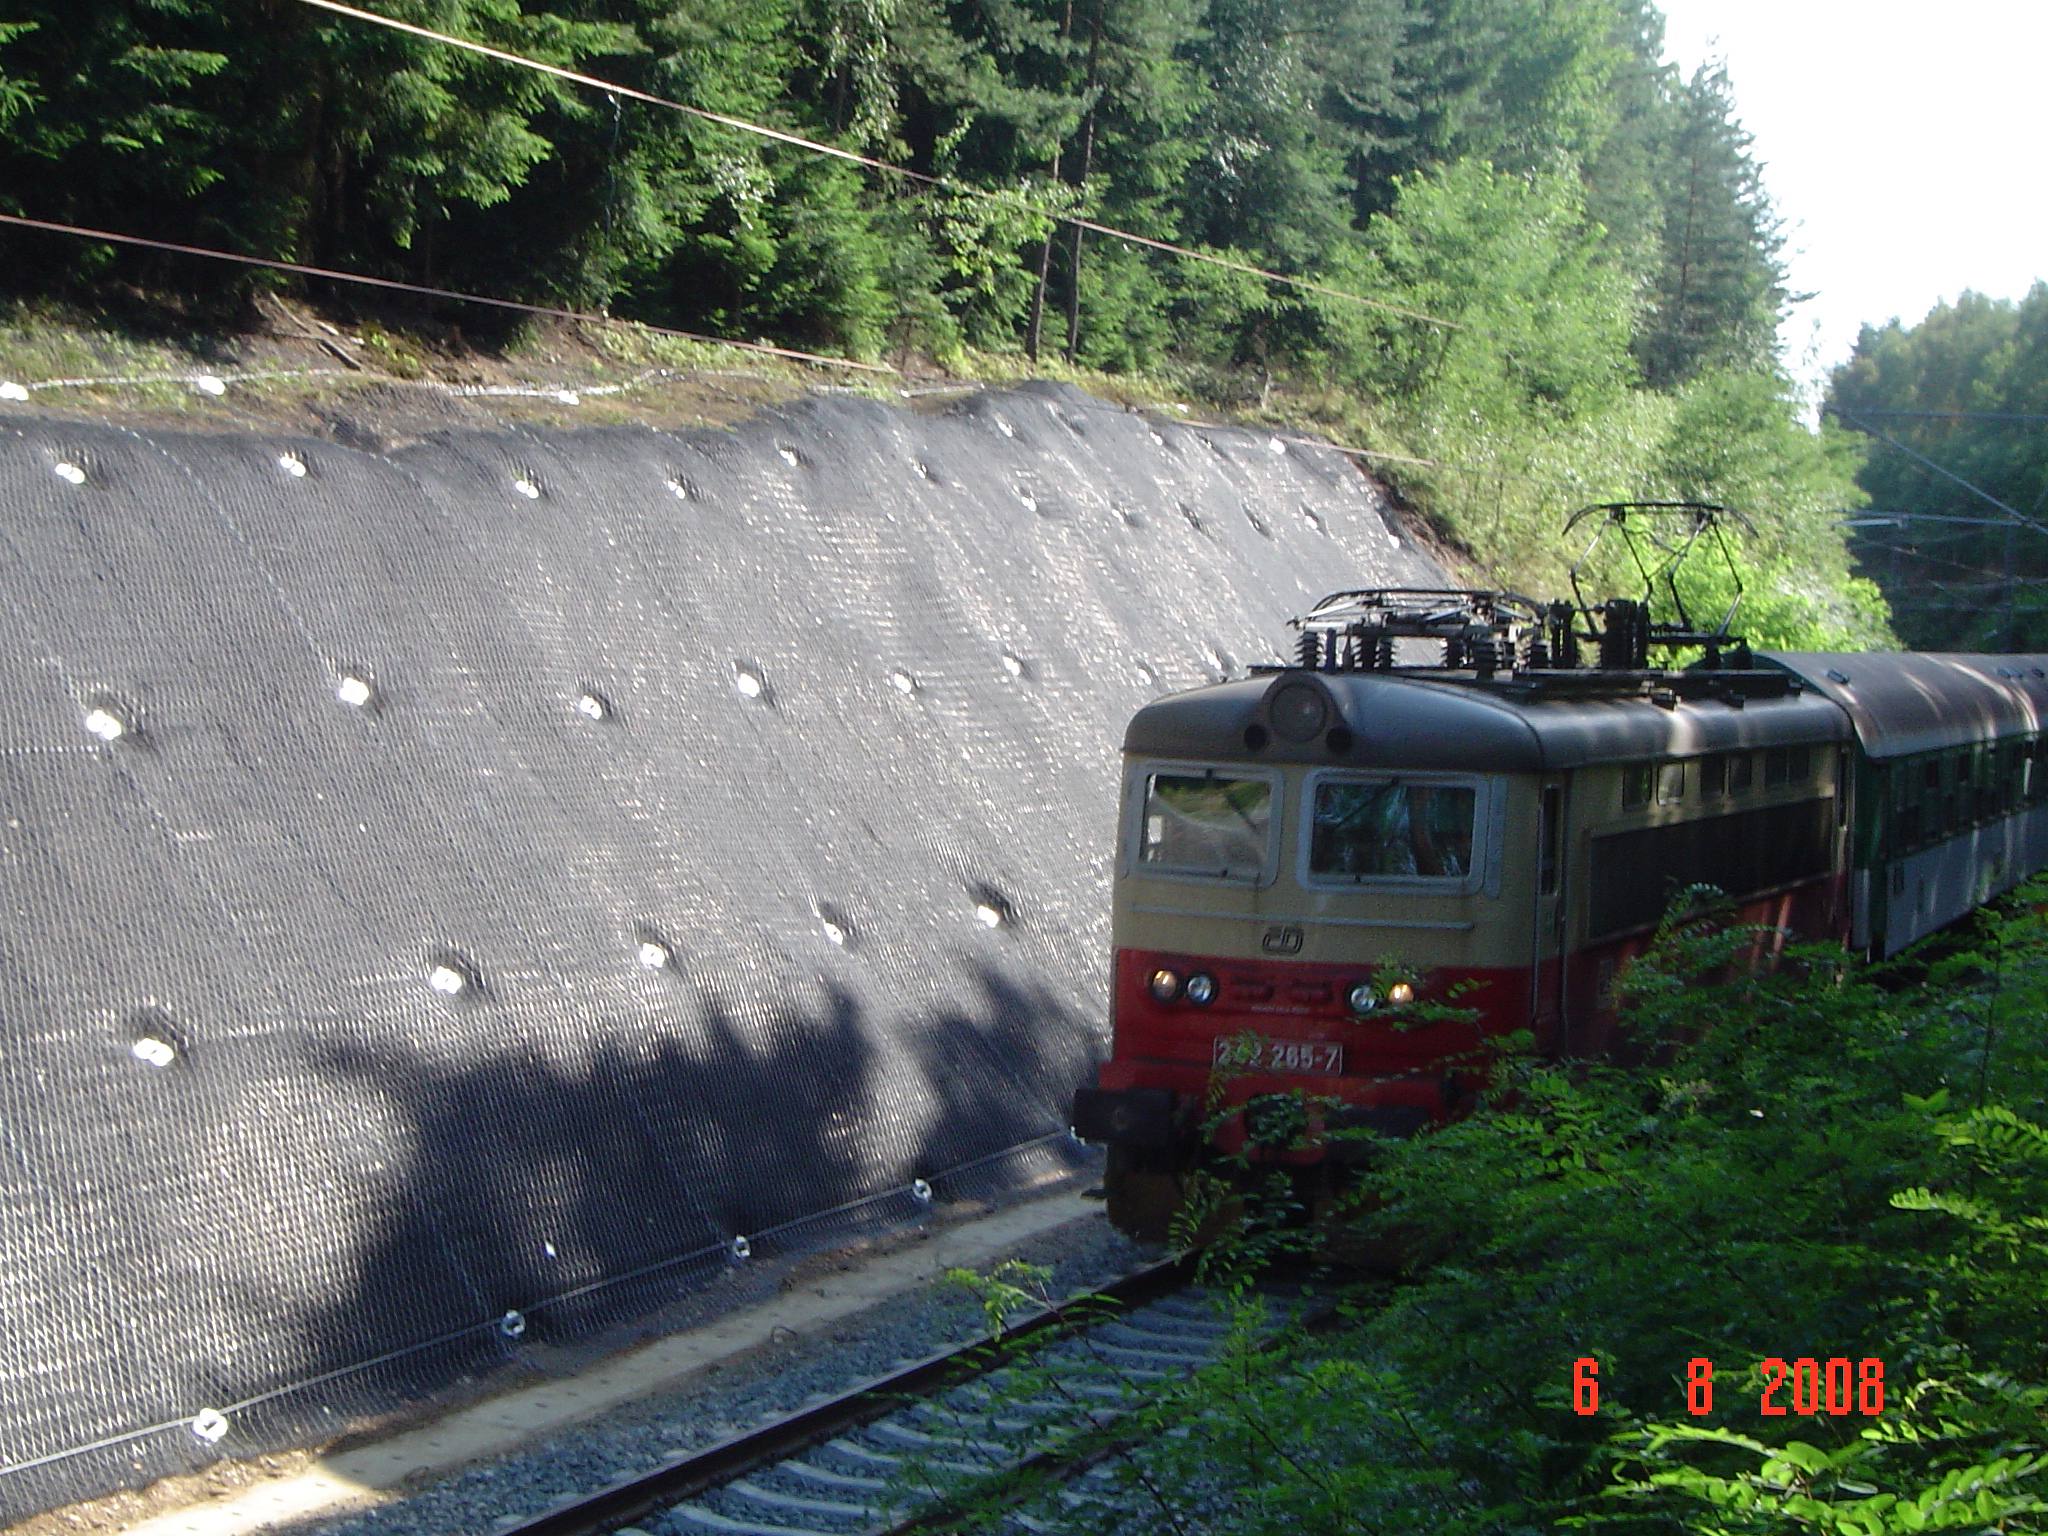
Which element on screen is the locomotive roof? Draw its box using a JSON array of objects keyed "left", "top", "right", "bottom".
[
  {"left": 1123, "top": 667, "right": 1849, "bottom": 772},
  {"left": 1762, "top": 652, "right": 2048, "bottom": 761}
]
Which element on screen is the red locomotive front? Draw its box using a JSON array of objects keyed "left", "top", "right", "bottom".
[{"left": 1073, "top": 585, "right": 1854, "bottom": 1239}]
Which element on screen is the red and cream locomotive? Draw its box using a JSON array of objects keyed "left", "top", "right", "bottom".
[{"left": 1073, "top": 506, "right": 2048, "bottom": 1237}]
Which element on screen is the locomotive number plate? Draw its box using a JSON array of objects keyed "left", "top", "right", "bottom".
[{"left": 1213, "top": 1036, "right": 1344, "bottom": 1076}]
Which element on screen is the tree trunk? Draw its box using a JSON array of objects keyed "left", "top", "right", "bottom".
[
  {"left": 1063, "top": 0, "right": 1105, "bottom": 362},
  {"left": 1024, "top": 146, "right": 1062, "bottom": 363},
  {"left": 1025, "top": 0, "right": 1078, "bottom": 363}
]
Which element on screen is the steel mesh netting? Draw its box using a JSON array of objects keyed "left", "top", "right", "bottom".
[{"left": 0, "top": 382, "right": 1445, "bottom": 1521}]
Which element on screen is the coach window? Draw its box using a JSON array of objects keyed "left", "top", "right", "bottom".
[
  {"left": 1896, "top": 797, "right": 1923, "bottom": 851},
  {"left": 1788, "top": 746, "right": 1812, "bottom": 783},
  {"left": 1700, "top": 755, "right": 1727, "bottom": 800},
  {"left": 1133, "top": 767, "right": 1277, "bottom": 883},
  {"left": 1727, "top": 753, "right": 1753, "bottom": 795},
  {"left": 1621, "top": 764, "right": 1652, "bottom": 810},
  {"left": 1657, "top": 761, "right": 1686, "bottom": 804},
  {"left": 1764, "top": 747, "right": 1790, "bottom": 788},
  {"left": 1307, "top": 777, "right": 1479, "bottom": 883}
]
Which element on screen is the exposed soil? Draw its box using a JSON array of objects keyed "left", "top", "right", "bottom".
[{"left": 0, "top": 292, "right": 910, "bottom": 447}]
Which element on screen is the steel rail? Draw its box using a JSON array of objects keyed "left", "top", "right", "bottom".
[
  {"left": 501, "top": 1253, "right": 1197, "bottom": 1536},
  {"left": 876, "top": 1265, "right": 1343, "bottom": 1536}
]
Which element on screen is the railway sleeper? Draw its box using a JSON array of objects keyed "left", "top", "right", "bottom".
[
  {"left": 1083, "top": 1339, "right": 1215, "bottom": 1367},
  {"left": 666, "top": 1503, "right": 839, "bottom": 1536},
  {"left": 927, "top": 1410, "right": 1065, "bottom": 1438},
  {"left": 867, "top": 1417, "right": 1012, "bottom": 1460},
  {"left": 779, "top": 1459, "right": 889, "bottom": 1493},
  {"left": 724, "top": 1477, "right": 878, "bottom": 1522},
  {"left": 947, "top": 1383, "right": 1069, "bottom": 1419},
  {"left": 821, "top": 1434, "right": 988, "bottom": 1478}
]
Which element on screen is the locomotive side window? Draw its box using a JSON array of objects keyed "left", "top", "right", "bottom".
[
  {"left": 1588, "top": 797, "right": 1834, "bottom": 941},
  {"left": 1309, "top": 780, "right": 1476, "bottom": 880},
  {"left": 1135, "top": 770, "right": 1275, "bottom": 882}
]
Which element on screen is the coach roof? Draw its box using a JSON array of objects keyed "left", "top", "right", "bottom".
[
  {"left": 1124, "top": 669, "right": 1850, "bottom": 771},
  {"left": 1764, "top": 653, "right": 2048, "bottom": 761}
]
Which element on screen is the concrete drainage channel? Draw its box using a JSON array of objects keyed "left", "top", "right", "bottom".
[{"left": 503, "top": 1256, "right": 1271, "bottom": 1536}]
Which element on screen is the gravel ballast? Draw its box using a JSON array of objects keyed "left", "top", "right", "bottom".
[{"left": 292, "top": 1189, "right": 1152, "bottom": 1536}]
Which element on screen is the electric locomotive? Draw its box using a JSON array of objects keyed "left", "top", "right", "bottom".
[{"left": 1073, "top": 505, "right": 2048, "bottom": 1238}]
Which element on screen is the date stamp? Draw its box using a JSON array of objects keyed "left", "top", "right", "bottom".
[{"left": 1572, "top": 1356, "right": 1886, "bottom": 1417}]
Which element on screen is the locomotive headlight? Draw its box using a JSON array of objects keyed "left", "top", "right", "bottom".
[
  {"left": 1267, "top": 680, "right": 1328, "bottom": 743},
  {"left": 1385, "top": 981, "right": 1416, "bottom": 1006},
  {"left": 1185, "top": 973, "right": 1217, "bottom": 1006},
  {"left": 1149, "top": 968, "right": 1184, "bottom": 1002},
  {"left": 1346, "top": 981, "right": 1379, "bottom": 1014}
]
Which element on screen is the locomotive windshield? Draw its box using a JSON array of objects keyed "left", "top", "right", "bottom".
[
  {"left": 1137, "top": 770, "right": 1274, "bottom": 881},
  {"left": 1310, "top": 780, "right": 1476, "bottom": 880}
]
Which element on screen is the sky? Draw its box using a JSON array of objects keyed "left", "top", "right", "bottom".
[{"left": 1652, "top": 0, "right": 2048, "bottom": 395}]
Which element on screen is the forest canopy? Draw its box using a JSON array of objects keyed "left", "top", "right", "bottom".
[{"left": 0, "top": 0, "right": 1891, "bottom": 645}]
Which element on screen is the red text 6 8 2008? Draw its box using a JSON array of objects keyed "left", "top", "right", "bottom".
[{"left": 1571, "top": 1356, "right": 1885, "bottom": 1417}]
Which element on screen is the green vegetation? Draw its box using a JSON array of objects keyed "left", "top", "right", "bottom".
[
  {"left": 946, "top": 889, "right": 2048, "bottom": 1532},
  {"left": 0, "top": 0, "right": 1887, "bottom": 644},
  {"left": 1827, "top": 286, "right": 2048, "bottom": 651}
]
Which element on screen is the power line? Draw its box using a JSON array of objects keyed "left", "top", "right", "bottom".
[
  {"left": 1849, "top": 537, "right": 2033, "bottom": 584},
  {"left": 1833, "top": 408, "right": 2048, "bottom": 425},
  {"left": 1838, "top": 509, "right": 2048, "bottom": 530},
  {"left": 3, "top": 211, "right": 1535, "bottom": 494},
  {"left": 289, "top": 0, "right": 1460, "bottom": 335},
  {"left": 1827, "top": 404, "right": 2048, "bottom": 538},
  {"left": 0, "top": 212, "right": 896, "bottom": 375}
]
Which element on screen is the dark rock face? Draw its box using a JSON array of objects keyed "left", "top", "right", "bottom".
[{"left": 0, "top": 381, "right": 1441, "bottom": 1517}]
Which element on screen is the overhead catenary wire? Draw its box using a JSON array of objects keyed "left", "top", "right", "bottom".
[
  {"left": 1838, "top": 509, "right": 2048, "bottom": 530},
  {"left": 1835, "top": 408, "right": 2048, "bottom": 425},
  {"left": 287, "top": 0, "right": 1460, "bottom": 335},
  {"left": 1827, "top": 404, "right": 2048, "bottom": 539},
  {"left": 1847, "top": 537, "right": 2032, "bottom": 585}
]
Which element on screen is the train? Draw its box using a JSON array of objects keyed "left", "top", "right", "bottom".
[{"left": 1072, "top": 506, "right": 2048, "bottom": 1238}]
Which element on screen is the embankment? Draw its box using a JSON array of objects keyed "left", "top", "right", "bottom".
[{"left": 0, "top": 380, "right": 1443, "bottom": 1518}]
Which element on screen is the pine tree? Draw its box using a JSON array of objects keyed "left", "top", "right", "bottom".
[
  {"left": 1635, "top": 61, "right": 1785, "bottom": 388},
  {"left": 0, "top": 0, "right": 232, "bottom": 285}
]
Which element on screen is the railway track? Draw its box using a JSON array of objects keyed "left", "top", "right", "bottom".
[{"left": 500, "top": 1254, "right": 1259, "bottom": 1536}]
